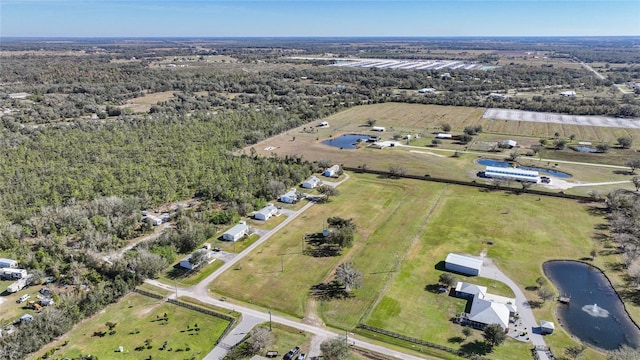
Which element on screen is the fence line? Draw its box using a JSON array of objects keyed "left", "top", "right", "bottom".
[
  {"left": 356, "top": 324, "right": 489, "bottom": 360},
  {"left": 133, "top": 289, "right": 237, "bottom": 345},
  {"left": 343, "top": 167, "right": 602, "bottom": 202}
]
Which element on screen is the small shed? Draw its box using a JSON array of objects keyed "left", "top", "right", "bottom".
[
  {"left": 0, "top": 258, "right": 18, "bottom": 268},
  {"left": 222, "top": 222, "right": 250, "bottom": 242},
  {"left": 324, "top": 165, "right": 340, "bottom": 177},
  {"left": 254, "top": 204, "right": 278, "bottom": 221},
  {"left": 436, "top": 133, "right": 452, "bottom": 139},
  {"left": 560, "top": 91, "right": 576, "bottom": 97},
  {"left": 279, "top": 189, "right": 298, "bottom": 204},
  {"left": 418, "top": 88, "right": 436, "bottom": 94},
  {"left": 445, "top": 253, "right": 483, "bottom": 276},
  {"left": 302, "top": 176, "right": 321, "bottom": 189},
  {"left": 317, "top": 121, "right": 329, "bottom": 127},
  {"left": 20, "top": 314, "right": 33, "bottom": 323},
  {"left": 372, "top": 126, "right": 386, "bottom": 132},
  {"left": 540, "top": 320, "right": 555, "bottom": 334}
]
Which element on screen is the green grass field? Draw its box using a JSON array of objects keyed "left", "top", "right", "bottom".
[
  {"left": 362, "top": 185, "right": 606, "bottom": 359},
  {"left": 209, "top": 174, "right": 445, "bottom": 319},
  {"left": 210, "top": 172, "right": 621, "bottom": 359},
  {"left": 30, "top": 293, "right": 230, "bottom": 360}
]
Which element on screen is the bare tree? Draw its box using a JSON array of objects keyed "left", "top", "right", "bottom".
[
  {"left": 625, "top": 159, "right": 640, "bottom": 174},
  {"left": 618, "top": 136, "right": 633, "bottom": 149},
  {"left": 189, "top": 249, "right": 210, "bottom": 271},
  {"left": 633, "top": 176, "right": 640, "bottom": 191},
  {"left": 389, "top": 164, "right": 407, "bottom": 178},
  {"left": 537, "top": 286, "right": 554, "bottom": 303},
  {"left": 439, "top": 273, "right": 457, "bottom": 288},
  {"left": 334, "top": 262, "right": 363, "bottom": 292},
  {"left": 245, "top": 327, "right": 274, "bottom": 354}
]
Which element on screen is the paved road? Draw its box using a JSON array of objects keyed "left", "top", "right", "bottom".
[
  {"left": 186, "top": 200, "right": 316, "bottom": 297},
  {"left": 203, "top": 313, "right": 264, "bottom": 360},
  {"left": 481, "top": 259, "right": 551, "bottom": 360},
  {"left": 146, "top": 280, "right": 428, "bottom": 360}
]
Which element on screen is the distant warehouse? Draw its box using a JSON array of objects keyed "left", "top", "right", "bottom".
[{"left": 484, "top": 166, "right": 539, "bottom": 183}]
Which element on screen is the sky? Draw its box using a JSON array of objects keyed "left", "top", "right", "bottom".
[{"left": 1, "top": 0, "right": 639, "bottom": 38}]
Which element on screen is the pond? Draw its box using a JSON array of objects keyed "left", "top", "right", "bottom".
[
  {"left": 322, "top": 134, "right": 373, "bottom": 149},
  {"left": 575, "top": 146, "right": 598, "bottom": 153},
  {"left": 477, "top": 159, "right": 571, "bottom": 178},
  {"left": 543, "top": 261, "right": 640, "bottom": 350}
]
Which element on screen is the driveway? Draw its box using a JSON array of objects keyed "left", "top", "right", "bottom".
[{"left": 481, "top": 258, "right": 551, "bottom": 360}]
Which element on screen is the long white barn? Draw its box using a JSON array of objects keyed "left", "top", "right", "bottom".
[{"left": 484, "top": 166, "right": 539, "bottom": 183}]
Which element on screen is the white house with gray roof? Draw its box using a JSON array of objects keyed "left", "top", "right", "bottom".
[
  {"left": 254, "top": 204, "right": 278, "bottom": 221},
  {"left": 222, "top": 221, "right": 250, "bottom": 242}
]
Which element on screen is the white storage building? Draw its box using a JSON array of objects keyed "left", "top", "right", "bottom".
[
  {"left": 254, "top": 204, "right": 278, "bottom": 221},
  {"left": 279, "top": 189, "right": 298, "bottom": 204},
  {"left": 222, "top": 221, "right": 250, "bottom": 242},
  {"left": 324, "top": 165, "right": 340, "bottom": 177},
  {"left": 540, "top": 320, "right": 555, "bottom": 334},
  {"left": 484, "top": 166, "right": 539, "bottom": 183},
  {"left": 179, "top": 249, "right": 213, "bottom": 270},
  {"left": 302, "top": 176, "right": 321, "bottom": 189},
  {"left": 445, "top": 253, "right": 483, "bottom": 276}
]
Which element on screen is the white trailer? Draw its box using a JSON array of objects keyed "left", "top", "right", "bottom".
[{"left": 7, "top": 278, "right": 28, "bottom": 293}]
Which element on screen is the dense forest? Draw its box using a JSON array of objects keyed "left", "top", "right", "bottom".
[{"left": 0, "top": 38, "right": 639, "bottom": 359}]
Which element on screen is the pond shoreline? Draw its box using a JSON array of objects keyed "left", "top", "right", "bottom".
[{"left": 543, "top": 259, "right": 640, "bottom": 351}]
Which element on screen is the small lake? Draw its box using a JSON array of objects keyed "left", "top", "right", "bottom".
[
  {"left": 477, "top": 159, "right": 571, "bottom": 178},
  {"left": 575, "top": 146, "right": 598, "bottom": 153},
  {"left": 322, "top": 134, "right": 373, "bottom": 149},
  {"left": 543, "top": 261, "right": 640, "bottom": 350}
]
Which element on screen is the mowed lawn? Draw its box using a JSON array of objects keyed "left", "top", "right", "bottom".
[
  {"left": 364, "top": 186, "right": 607, "bottom": 359},
  {"left": 30, "top": 293, "right": 230, "bottom": 360},
  {"left": 209, "top": 173, "right": 447, "bottom": 320}
]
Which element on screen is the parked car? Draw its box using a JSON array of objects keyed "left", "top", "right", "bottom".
[
  {"left": 283, "top": 346, "right": 300, "bottom": 360},
  {"left": 296, "top": 353, "right": 306, "bottom": 360},
  {"left": 17, "top": 294, "right": 30, "bottom": 303}
]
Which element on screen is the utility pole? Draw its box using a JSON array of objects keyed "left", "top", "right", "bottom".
[
  {"left": 345, "top": 328, "right": 348, "bottom": 347},
  {"left": 269, "top": 309, "right": 272, "bottom": 331},
  {"left": 301, "top": 235, "right": 305, "bottom": 254},
  {"left": 281, "top": 254, "right": 284, "bottom": 272}
]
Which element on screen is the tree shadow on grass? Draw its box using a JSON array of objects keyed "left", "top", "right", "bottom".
[
  {"left": 166, "top": 265, "right": 192, "bottom": 280},
  {"left": 424, "top": 284, "right": 443, "bottom": 293},
  {"left": 448, "top": 336, "right": 464, "bottom": 344},
  {"left": 304, "top": 233, "right": 341, "bottom": 257},
  {"left": 459, "top": 340, "right": 492, "bottom": 356},
  {"left": 619, "top": 288, "right": 640, "bottom": 306},
  {"left": 528, "top": 300, "right": 543, "bottom": 309},
  {"left": 310, "top": 280, "right": 352, "bottom": 300}
]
